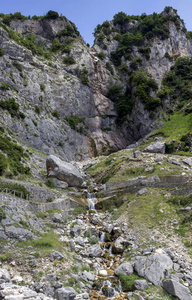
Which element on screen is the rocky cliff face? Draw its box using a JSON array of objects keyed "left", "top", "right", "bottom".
[{"left": 0, "top": 8, "right": 192, "bottom": 160}]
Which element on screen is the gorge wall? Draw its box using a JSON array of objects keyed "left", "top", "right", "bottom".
[{"left": 0, "top": 7, "right": 192, "bottom": 160}]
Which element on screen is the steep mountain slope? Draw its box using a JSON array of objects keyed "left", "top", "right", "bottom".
[{"left": 0, "top": 7, "right": 192, "bottom": 161}]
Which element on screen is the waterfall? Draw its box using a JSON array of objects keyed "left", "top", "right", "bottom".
[
  {"left": 87, "top": 192, "right": 97, "bottom": 212},
  {"left": 99, "top": 232, "right": 105, "bottom": 243},
  {"left": 100, "top": 280, "right": 120, "bottom": 299}
]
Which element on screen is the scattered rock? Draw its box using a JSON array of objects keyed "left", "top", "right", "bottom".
[
  {"left": 134, "top": 151, "right": 141, "bottom": 158},
  {"left": 138, "top": 188, "right": 148, "bottom": 195},
  {"left": 54, "top": 287, "right": 76, "bottom": 300},
  {"left": 50, "top": 251, "right": 64, "bottom": 261},
  {"left": 134, "top": 279, "right": 148, "bottom": 290},
  {"left": 144, "top": 142, "right": 165, "bottom": 154},
  {"left": 115, "top": 262, "right": 133, "bottom": 276},
  {"left": 98, "top": 270, "right": 108, "bottom": 277},
  {"left": 182, "top": 158, "right": 192, "bottom": 167},
  {"left": 162, "top": 279, "right": 192, "bottom": 300},
  {"left": 52, "top": 213, "right": 63, "bottom": 223},
  {"left": 88, "top": 244, "right": 102, "bottom": 257},
  {"left": 112, "top": 236, "right": 125, "bottom": 254},
  {"left": 5, "top": 226, "right": 33, "bottom": 240}
]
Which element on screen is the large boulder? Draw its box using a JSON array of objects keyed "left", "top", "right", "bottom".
[
  {"left": 134, "top": 250, "right": 173, "bottom": 286},
  {"left": 54, "top": 287, "right": 76, "bottom": 300},
  {"left": 88, "top": 244, "right": 102, "bottom": 257},
  {"left": 115, "top": 262, "right": 133, "bottom": 276},
  {"left": 46, "top": 155, "right": 84, "bottom": 187},
  {"left": 162, "top": 279, "right": 192, "bottom": 300},
  {"left": 112, "top": 236, "right": 125, "bottom": 254},
  {"left": 144, "top": 142, "right": 165, "bottom": 154},
  {"left": 5, "top": 226, "right": 33, "bottom": 240}
]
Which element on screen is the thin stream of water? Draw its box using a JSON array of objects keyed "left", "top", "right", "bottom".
[{"left": 87, "top": 192, "right": 123, "bottom": 299}]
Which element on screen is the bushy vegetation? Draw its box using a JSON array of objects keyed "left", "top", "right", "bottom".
[
  {"left": 0, "top": 97, "right": 25, "bottom": 118},
  {"left": 13, "top": 60, "right": 22, "bottom": 72},
  {"left": 0, "top": 47, "right": 5, "bottom": 56},
  {"left": 93, "top": 7, "right": 184, "bottom": 66},
  {"left": 0, "top": 207, "right": 6, "bottom": 221},
  {"left": 52, "top": 110, "right": 60, "bottom": 119},
  {"left": 44, "top": 10, "right": 59, "bottom": 19},
  {"left": 158, "top": 56, "right": 192, "bottom": 113},
  {"left": 0, "top": 181, "right": 30, "bottom": 199},
  {"left": 0, "top": 134, "right": 30, "bottom": 176},
  {"left": 73, "top": 204, "right": 85, "bottom": 215},
  {"left": 57, "top": 23, "right": 80, "bottom": 38},
  {"left": 65, "top": 115, "right": 85, "bottom": 133},
  {"left": 107, "top": 85, "right": 133, "bottom": 123},
  {"left": 98, "top": 51, "right": 105, "bottom": 60},
  {"left": 130, "top": 70, "right": 160, "bottom": 110},
  {"left": 0, "top": 153, "right": 7, "bottom": 175},
  {"left": 63, "top": 56, "right": 76, "bottom": 65},
  {"left": 0, "top": 82, "right": 10, "bottom": 91},
  {"left": 45, "top": 178, "right": 57, "bottom": 189},
  {"left": 107, "top": 70, "right": 160, "bottom": 123}
]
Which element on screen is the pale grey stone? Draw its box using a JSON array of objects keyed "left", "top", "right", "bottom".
[
  {"left": 46, "top": 155, "right": 84, "bottom": 187},
  {"left": 162, "top": 279, "right": 192, "bottom": 300},
  {"left": 115, "top": 262, "right": 133, "bottom": 276}
]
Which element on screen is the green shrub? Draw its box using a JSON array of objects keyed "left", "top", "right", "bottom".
[
  {"left": 0, "top": 47, "right": 5, "bottom": 56},
  {"left": 39, "top": 83, "right": 45, "bottom": 92},
  {"left": 35, "top": 106, "right": 40, "bottom": 114},
  {"left": 50, "top": 39, "right": 61, "bottom": 52},
  {"left": 71, "top": 265, "right": 78, "bottom": 273},
  {"left": 0, "top": 134, "right": 30, "bottom": 176},
  {"left": 0, "top": 207, "right": 6, "bottom": 221},
  {"left": 105, "top": 62, "right": 114, "bottom": 75},
  {"left": 98, "top": 52, "right": 105, "bottom": 60},
  {"left": 44, "top": 10, "right": 59, "bottom": 19},
  {"left": 63, "top": 56, "right": 76, "bottom": 65},
  {"left": 0, "top": 152, "right": 7, "bottom": 175},
  {"left": 52, "top": 110, "right": 60, "bottom": 119},
  {"left": 97, "top": 32, "right": 105, "bottom": 43},
  {"left": 80, "top": 76, "right": 89, "bottom": 85},
  {"left": 0, "top": 181, "right": 30, "bottom": 199},
  {"left": 13, "top": 61, "right": 22, "bottom": 72},
  {"left": 0, "top": 82, "right": 10, "bottom": 91},
  {"left": 45, "top": 178, "right": 57, "bottom": 189},
  {"left": 0, "top": 98, "right": 20, "bottom": 117},
  {"left": 65, "top": 115, "right": 84, "bottom": 131},
  {"left": 107, "top": 84, "right": 133, "bottom": 123}
]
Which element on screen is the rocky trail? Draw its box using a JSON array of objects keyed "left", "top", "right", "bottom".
[{"left": 0, "top": 188, "right": 192, "bottom": 300}]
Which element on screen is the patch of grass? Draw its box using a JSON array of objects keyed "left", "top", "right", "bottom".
[
  {"left": 45, "top": 178, "right": 57, "bottom": 189},
  {"left": 155, "top": 112, "right": 192, "bottom": 142},
  {"left": 113, "top": 188, "right": 177, "bottom": 230},
  {"left": 0, "top": 207, "right": 6, "bottom": 221},
  {"left": 18, "top": 231, "right": 62, "bottom": 257},
  {"left": 73, "top": 204, "right": 85, "bottom": 215},
  {"left": 117, "top": 272, "right": 141, "bottom": 292}
]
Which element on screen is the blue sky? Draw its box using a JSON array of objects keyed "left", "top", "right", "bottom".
[{"left": 1, "top": 0, "right": 192, "bottom": 45}]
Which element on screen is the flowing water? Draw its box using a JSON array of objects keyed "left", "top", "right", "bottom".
[
  {"left": 87, "top": 192, "right": 123, "bottom": 299},
  {"left": 87, "top": 192, "right": 97, "bottom": 212}
]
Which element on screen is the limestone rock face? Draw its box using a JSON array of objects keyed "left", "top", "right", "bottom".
[
  {"left": 46, "top": 155, "right": 84, "bottom": 187},
  {"left": 1, "top": 11, "right": 192, "bottom": 160}
]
